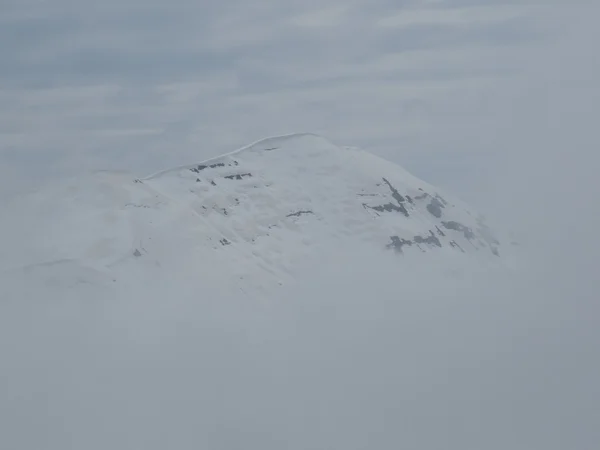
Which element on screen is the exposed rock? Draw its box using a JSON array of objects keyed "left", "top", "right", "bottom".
[
  {"left": 366, "top": 202, "right": 409, "bottom": 215},
  {"left": 442, "top": 221, "right": 475, "bottom": 240},
  {"left": 426, "top": 197, "right": 445, "bottom": 218},
  {"left": 387, "top": 236, "right": 413, "bottom": 253},
  {"left": 365, "top": 178, "right": 410, "bottom": 217},
  {"left": 224, "top": 173, "right": 252, "bottom": 180},
  {"left": 381, "top": 177, "right": 406, "bottom": 204},
  {"left": 387, "top": 230, "right": 442, "bottom": 254},
  {"left": 449, "top": 241, "right": 465, "bottom": 252},
  {"left": 413, "top": 230, "right": 442, "bottom": 248},
  {"left": 190, "top": 162, "right": 226, "bottom": 173},
  {"left": 287, "top": 210, "right": 314, "bottom": 218}
]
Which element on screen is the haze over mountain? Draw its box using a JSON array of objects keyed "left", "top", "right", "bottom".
[
  {"left": 0, "top": 133, "right": 525, "bottom": 450},
  {"left": 0, "top": 133, "right": 511, "bottom": 300},
  {"left": 1, "top": 129, "right": 598, "bottom": 450}
]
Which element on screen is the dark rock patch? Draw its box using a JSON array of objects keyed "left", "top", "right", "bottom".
[
  {"left": 224, "top": 173, "right": 252, "bottom": 180},
  {"left": 364, "top": 178, "right": 410, "bottom": 217},
  {"left": 387, "top": 236, "right": 413, "bottom": 253},
  {"left": 426, "top": 203, "right": 442, "bottom": 218},
  {"left": 287, "top": 210, "right": 314, "bottom": 218},
  {"left": 387, "top": 231, "right": 441, "bottom": 254},
  {"left": 190, "top": 162, "right": 226, "bottom": 173},
  {"left": 413, "top": 230, "right": 442, "bottom": 248},
  {"left": 426, "top": 197, "right": 445, "bottom": 218},
  {"left": 382, "top": 177, "right": 406, "bottom": 204},
  {"left": 133, "top": 249, "right": 142, "bottom": 257},
  {"left": 449, "top": 240, "right": 465, "bottom": 252},
  {"left": 406, "top": 195, "right": 414, "bottom": 204},
  {"left": 366, "top": 202, "right": 409, "bottom": 216},
  {"left": 124, "top": 203, "right": 151, "bottom": 209},
  {"left": 442, "top": 221, "right": 475, "bottom": 240}
]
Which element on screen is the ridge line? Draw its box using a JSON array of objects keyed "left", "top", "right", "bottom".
[{"left": 141, "top": 132, "right": 323, "bottom": 181}]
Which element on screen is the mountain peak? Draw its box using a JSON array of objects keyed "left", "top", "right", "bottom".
[
  {"left": 143, "top": 133, "right": 343, "bottom": 181},
  {"left": 1, "top": 133, "right": 505, "bottom": 293}
]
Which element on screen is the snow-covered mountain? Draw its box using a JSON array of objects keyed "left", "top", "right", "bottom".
[
  {"left": 1, "top": 133, "right": 537, "bottom": 450},
  {"left": 0, "top": 133, "right": 505, "bottom": 297}
]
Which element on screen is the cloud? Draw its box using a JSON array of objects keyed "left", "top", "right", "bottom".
[
  {"left": 377, "top": 4, "right": 537, "bottom": 28},
  {"left": 1, "top": 231, "right": 598, "bottom": 449},
  {"left": 0, "top": 0, "right": 555, "bottom": 199},
  {"left": 0, "top": 0, "right": 596, "bottom": 210}
]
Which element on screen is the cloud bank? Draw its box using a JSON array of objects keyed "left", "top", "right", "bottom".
[{"left": 0, "top": 0, "right": 575, "bottom": 203}]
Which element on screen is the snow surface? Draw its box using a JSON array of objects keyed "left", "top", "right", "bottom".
[{"left": 0, "top": 133, "right": 508, "bottom": 297}]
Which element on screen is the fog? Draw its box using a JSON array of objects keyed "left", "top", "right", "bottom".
[
  {"left": 1, "top": 234, "right": 598, "bottom": 449},
  {"left": 1, "top": 1, "right": 600, "bottom": 449}
]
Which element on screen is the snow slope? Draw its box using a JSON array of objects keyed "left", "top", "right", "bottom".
[{"left": 0, "top": 133, "right": 506, "bottom": 296}]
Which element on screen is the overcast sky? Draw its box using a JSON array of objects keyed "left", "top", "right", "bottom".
[{"left": 2, "top": 0, "right": 597, "bottom": 207}]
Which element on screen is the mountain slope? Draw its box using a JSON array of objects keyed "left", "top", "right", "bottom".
[{"left": 0, "top": 133, "right": 504, "bottom": 295}]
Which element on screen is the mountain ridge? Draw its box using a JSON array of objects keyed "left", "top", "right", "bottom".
[
  {"left": 141, "top": 132, "right": 330, "bottom": 180},
  {"left": 0, "top": 133, "right": 506, "bottom": 294}
]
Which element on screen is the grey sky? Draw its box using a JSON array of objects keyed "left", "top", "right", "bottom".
[{"left": 1, "top": 0, "right": 585, "bottom": 204}]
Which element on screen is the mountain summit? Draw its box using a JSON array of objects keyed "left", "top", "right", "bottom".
[{"left": 1, "top": 133, "right": 503, "bottom": 295}]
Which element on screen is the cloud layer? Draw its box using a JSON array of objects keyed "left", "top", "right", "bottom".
[{"left": 0, "top": 0, "right": 570, "bottom": 202}]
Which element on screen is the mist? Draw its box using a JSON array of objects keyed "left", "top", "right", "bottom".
[
  {"left": 2, "top": 1, "right": 600, "bottom": 450},
  {"left": 1, "top": 233, "right": 598, "bottom": 449}
]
